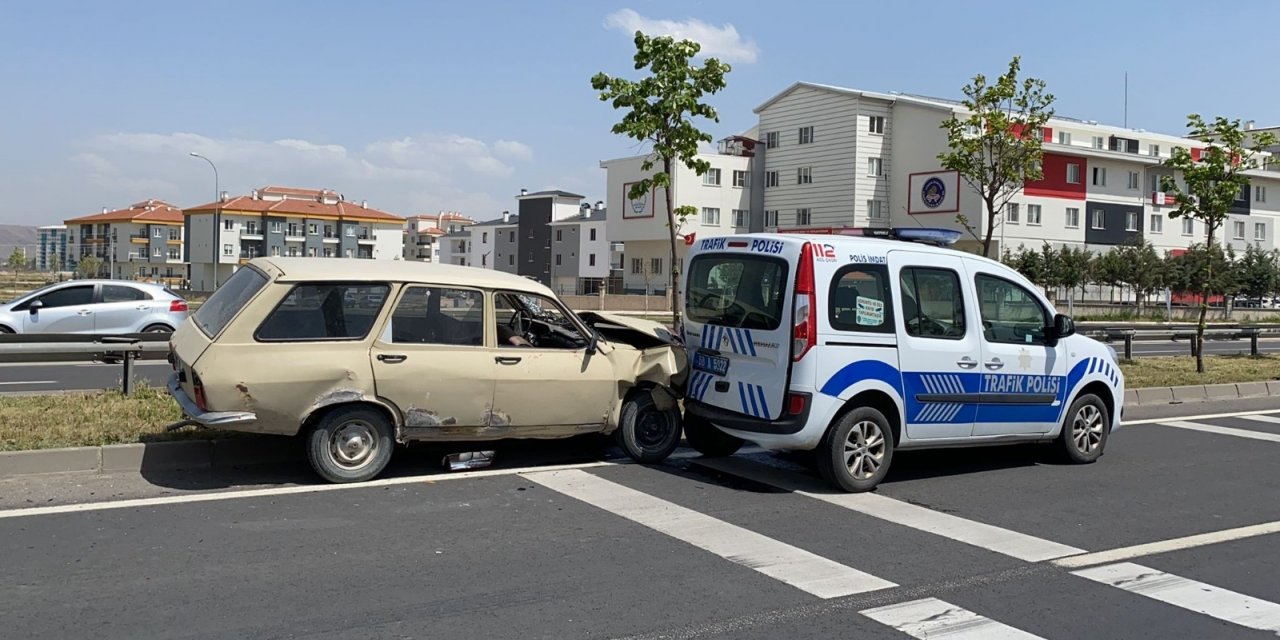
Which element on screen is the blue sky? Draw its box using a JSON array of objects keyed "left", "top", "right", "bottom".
[{"left": 3, "top": 0, "right": 1276, "bottom": 226}]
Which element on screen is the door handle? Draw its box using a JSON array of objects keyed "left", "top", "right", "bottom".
[
  {"left": 956, "top": 356, "right": 978, "bottom": 369},
  {"left": 984, "top": 358, "right": 1004, "bottom": 370},
  {"left": 377, "top": 354, "right": 407, "bottom": 364},
  {"left": 495, "top": 356, "right": 522, "bottom": 365},
  {"left": 77, "top": 310, "right": 92, "bottom": 316},
  {"left": 136, "top": 305, "right": 149, "bottom": 310}
]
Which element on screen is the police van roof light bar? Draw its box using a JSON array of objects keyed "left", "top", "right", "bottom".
[{"left": 861, "top": 227, "right": 961, "bottom": 247}]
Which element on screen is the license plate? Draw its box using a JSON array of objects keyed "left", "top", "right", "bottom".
[{"left": 693, "top": 351, "right": 730, "bottom": 376}]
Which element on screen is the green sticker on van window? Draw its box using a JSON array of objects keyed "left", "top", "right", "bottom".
[{"left": 856, "top": 297, "right": 885, "bottom": 326}]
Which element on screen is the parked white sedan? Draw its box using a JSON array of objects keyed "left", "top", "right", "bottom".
[{"left": 0, "top": 280, "right": 189, "bottom": 334}]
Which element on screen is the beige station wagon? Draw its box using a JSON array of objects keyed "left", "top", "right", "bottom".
[{"left": 167, "top": 258, "right": 688, "bottom": 483}]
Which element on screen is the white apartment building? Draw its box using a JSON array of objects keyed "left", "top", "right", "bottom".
[
  {"left": 549, "top": 205, "right": 610, "bottom": 294},
  {"left": 403, "top": 212, "right": 475, "bottom": 262},
  {"left": 184, "top": 186, "right": 405, "bottom": 291},
  {"left": 753, "top": 82, "right": 1280, "bottom": 258},
  {"left": 64, "top": 200, "right": 186, "bottom": 283},
  {"left": 600, "top": 151, "right": 752, "bottom": 293}
]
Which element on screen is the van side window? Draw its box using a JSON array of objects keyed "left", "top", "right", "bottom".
[
  {"left": 387, "top": 287, "right": 484, "bottom": 346},
  {"left": 256, "top": 283, "right": 389, "bottom": 341},
  {"left": 975, "top": 274, "right": 1049, "bottom": 345},
  {"left": 829, "top": 265, "right": 892, "bottom": 333},
  {"left": 899, "top": 268, "right": 966, "bottom": 340}
]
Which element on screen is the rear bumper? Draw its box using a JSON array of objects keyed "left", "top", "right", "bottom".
[
  {"left": 685, "top": 393, "right": 811, "bottom": 435},
  {"left": 167, "top": 373, "right": 257, "bottom": 427}
]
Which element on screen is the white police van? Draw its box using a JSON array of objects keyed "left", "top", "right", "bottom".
[{"left": 681, "top": 228, "right": 1123, "bottom": 492}]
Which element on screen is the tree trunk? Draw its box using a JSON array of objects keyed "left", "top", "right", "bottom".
[
  {"left": 662, "top": 157, "right": 681, "bottom": 331},
  {"left": 981, "top": 197, "right": 997, "bottom": 258}
]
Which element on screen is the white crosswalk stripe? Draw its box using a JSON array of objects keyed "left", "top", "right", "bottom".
[
  {"left": 861, "top": 598, "right": 1047, "bottom": 639},
  {"left": 1158, "top": 420, "right": 1280, "bottom": 443},
  {"left": 1239, "top": 414, "right": 1280, "bottom": 426},
  {"left": 1073, "top": 562, "right": 1280, "bottom": 633},
  {"left": 522, "top": 468, "right": 897, "bottom": 598}
]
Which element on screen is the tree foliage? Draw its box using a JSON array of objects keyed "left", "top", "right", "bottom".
[
  {"left": 75, "top": 255, "right": 102, "bottom": 279},
  {"left": 940, "top": 56, "right": 1055, "bottom": 258},
  {"left": 6, "top": 248, "right": 26, "bottom": 271},
  {"left": 592, "top": 32, "right": 730, "bottom": 325},
  {"left": 1236, "top": 245, "right": 1280, "bottom": 303}
]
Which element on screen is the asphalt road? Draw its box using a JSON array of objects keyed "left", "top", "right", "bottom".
[
  {"left": 1, "top": 398, "right": 1278, "bottom": 639},
  {"left": 0, "top": 360, "right": 171, "bottom": 393},
  {"left": 1124, "top": 337, "right": 1280, "bottom": 357}
]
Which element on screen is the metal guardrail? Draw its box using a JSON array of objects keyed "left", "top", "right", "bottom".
[
  {"left": 0, "top": 334, "right": 171, "bottom": 395},
  {"left": 1081, "top": 326, "right": 1280, "bottom": 360}
]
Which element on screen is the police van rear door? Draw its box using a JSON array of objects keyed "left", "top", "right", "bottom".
[{"left": 683, "top": 235, "right": 803, "bottom": 420}]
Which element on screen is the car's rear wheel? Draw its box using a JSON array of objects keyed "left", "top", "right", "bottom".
[
  {"left": 683, "top": 412, "right": 743, "bottom": 457},
  {"left": 1057, "top": 394, "right": 1108, "bottom": 463},
  {"left": 142, "top": 324, "right": 173, "bottom": 334},
  {"left": 816, "top": 407, "right": 894, "bottom": 493},
  {"left": 306, "top": 406, "right": 394, "bottom": 483},
  {"left": 0, "top": 326, "right": 13, "bottom": 334},
  {"left": 616, "top": 391, "right": 681, "bottom": 464}
]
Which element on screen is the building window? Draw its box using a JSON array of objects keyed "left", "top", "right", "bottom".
[
  {"left": 509, "top": 254, "right": 515, "bottom": 266},
  {"left": 223, "top": 244, "right": 234, "bottom": 256},
  {"left": 732, "top": 170, "right": 749, "bottom": 187},
  {"left": 153, "top": 247, "right": 162, "bottom": 257},
  {"left": 308, "top": 224, "right": 318, "bottom": 235},
  {"left": 1006, "top": 203, "right": 1020, "bottom": 224},
  {"left": 1256, "top": 223, "right": 1267, "bottom": 241},
  {"left": 867, "top": 200, "right": 886, "bottom": 220},
  {"left": 528, "top": 228, "right": 534, "bottom": 238},
  {"left": 766, "top": 171, "right": 779, "bottom": 188},
  {"left": 868, "top": 116, "right": 885, "bottom": 134},
  {"left": 1027, "top": 204, "right": 1042, "bottom": 225},
  {"left": 323, "top": 248, "right": 334, "bottom": 257},
  {"left": 1150, "top": 214, "right": 1163, "bottom": 234},
  {"left": 701, "top": 207, "right": 721, "bottom": 226},
  {"left": 702, "top": 168, "right": 721, "bottom": 186},
  {"left": 1127, "top": 171, "right": 1140, "bottom": 190},
  {"left": 1066, "top": 163, "right": 1081, "bottom": 184},
  {"left": 344, "top": 248, "right": 353, "bottom": 258},
  {"left": 765, "top": 131, "right": 779, "bottom": 149},
  {"left": 223, "top": 220, "right": 234, "bottom": 230},
  {"left": 482, "top": 232, "right": 488, "bottom": 243},
  {"left": 867, "top": 157, "right": 883, "bottom": 177},
  {"left": 555, "top": 254, "right": 562, "bottom": 266},
  {"left": 345, "top": 226, "right": 355, "bottom": 237},
  {"left": 1149, "top": 144, "right": 1160, "bottom": 157},
  {"left": 244, "top": 221, "right": 257, "bottom": 235},
  {"left": 1256, "top": 186, "right": 1267, "bottom": 203},
  {"left": 1092, "top": 136, "right": 1104, "bottom": 149},
  {"left": 1182, "top": 218, "right": 1195, "bottom": 235},
  {"left": 631, "top": 258, "right": 643, "bottom": 274},
  {"left": 650, "top": 257, "right": 662, "bottom": 275},
  {"left": 589, "top": 228, "right": 597, "bottom": 241},
  {"left": 152, "top": 227, "right": 163, "bottom": 238},
  {"left": 1233, "top": 220, "right": 1246, "bottom": 239},
  {"left": 509, "top": 231, "right": 515, "bottom": 242},
  {"left": 796, "top": 208, "right": 811, "bottom": 226},
  {"left": 270, "top": 221, "right": 282, "bottom": 234},
  {"left": 589, "top": 254, "right": 596, "bottom": 267},
  {"left": 733, "top": 209, "right": 748, "bottom": 227},
  {"left": 1126, "top": 211, "right": 1139, "bottom": 232},
  {"left": 764, "top": 210, "right": 778, "bottom": 227},
  {"left": 1091, "top": 210, "right": 1105, "bottom": 230},
  {"left": 1092, "top": 167, "right": 1107, "bottom": 187},
  {"left": 1057, "top": 131, "right": 1071, "bottom": 145},
  {"left": 798, "top": 126, "right": 815, "bottom": 144},
  {"left": 797, "top": 166, "right": 813, "bottom": 184},
  {"left": 555, "top": 229, "right": 562, "bottom": 241}
]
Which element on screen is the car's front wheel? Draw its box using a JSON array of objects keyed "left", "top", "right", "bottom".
[
  {"left": 306, "top": 406, "right": 395, "bottom": 483},
  {"left": 816, "top": 407, "right": 894, "bottom": 493},
  {"left": 1057, "top": 394, "right": 1109, "bottom": 463},
  {"left": 683, "top": 412, "right": 743, "bottom": 457},
  {"left": 616, "top": 391, "right": 681, "bottom": 464}
]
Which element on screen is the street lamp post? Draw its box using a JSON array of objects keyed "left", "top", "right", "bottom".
[{"left": 189, "top": 152, "right": 220, "bottom": 289}]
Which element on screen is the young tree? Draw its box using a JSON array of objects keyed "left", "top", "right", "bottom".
[
  {"left": 1236, "top": 246, "right": 1279, "bottom": 306},
  {"left": 1160, "top": 115, "right": 1277, "bottom": 371},
  {"left": 939, "top": 56, "right": 1055, "bottom": 258},
  {"left": 75, "top": 255, "right": 102, "bottom": 280},
  {"left": 1091, "top": 249, "right": 1128, "bottom": 304},
  {"left": 6, "top": 248, "right": 26, "bottom": 272},
  {"left": 1055, "top": 246, "right": 1093, "bottom": 314},
  {"left": 1119, "top": 240, "right": 1166, "bottom": 313},
  {"left": 592, "top": 33, "right": 731, "bottom": 327}
]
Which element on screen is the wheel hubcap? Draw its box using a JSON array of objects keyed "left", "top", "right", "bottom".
[
  {"left": 635, "top": 409, "right": 674, "bottom": 449},
  {"left": 843, "top": 420, "right": 886, "bottom": 480},
  {"left": 1071, "top": 405, "right": 1104, "bottom": 454},
  {"left": 330, "top": 421, "right": 377, "bottom": 469}
]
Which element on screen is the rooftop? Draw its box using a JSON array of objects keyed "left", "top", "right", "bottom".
[
  {"left": 186, "top": 186, "right": 404, "bottom": 222},
  {"left": 517, "top": 190, "right": 584, "bottom": 199},
  {"left": 255, "top": 257, "right": 550, "bottom": 294},
  {"left": 65, "top": 199, "right": 185, "bottom": 225}
]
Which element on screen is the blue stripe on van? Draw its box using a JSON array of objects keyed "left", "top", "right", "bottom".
[
  {"left": 755, "top": 385, "right": 770, "bottom": 419},
  {"left": 744, "top": 329, "right": 757, "bottom": 356},
  {"left": 737, "top": 382, "right": 750, "bottom": 415},
  {"left": 747, "top": 383, "right": 761, "bottom": 417}
]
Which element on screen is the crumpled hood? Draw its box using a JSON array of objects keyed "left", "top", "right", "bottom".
[{"left": 577, "top": 312, "right": 681, "bottom": 350}]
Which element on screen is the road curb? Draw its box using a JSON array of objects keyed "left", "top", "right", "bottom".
[
  {"left": 1128, "top": 381, "right": 1280, "bottom": 406},
  {"left": 0, "top": 436, "right": 297, "bottom": 479}
]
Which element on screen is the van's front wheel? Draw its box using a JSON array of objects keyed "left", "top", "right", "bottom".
[
  {"left": 817, "top": 407, "right": 894, "bottom": 492},
  {"left": 1057, "top": 394, "right": 1108, "bottom": 463},
  {"left": 616, "top": 392, "right": 681, "bottom": 464},
  {"left": 306, "top": 406, "right": 394, "bottom": 483},
  {"left": 683, "top": 412, "right": 743, "bottom": 457}
]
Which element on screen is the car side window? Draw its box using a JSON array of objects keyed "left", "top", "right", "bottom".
[
  {"left": 494, "top": 292, "right": 589, "bottom": 349},
  {"left": 33, "top": 285, "right": 94, "bottom": 309},
  {"left": 899, "top": 268, "right": 966, "bottom": 340},
  {"left": 102, "top": 285, "right": 151, "bottom": 303},
  {"left": 829, "top": 265, "right": 892, "bottom": 333},
  {"left": 255, "top": 283, "right": 389, "bottom": 341},
  {"left": 386, "top": 286, "right": 484, "bottom": 346},
  {"left": 975, "top": 274, "right": 1049, "bottom": 345}
]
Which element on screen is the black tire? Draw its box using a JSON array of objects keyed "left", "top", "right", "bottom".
[
  {"left": 1057, "top": 393, "right": 1109, "bottom": 464},
  {"left": 816, "top": 406, "right": 895, "bottom": 493},
  {"left": 142, "top": 324, "right": 173, "bottom": 334},
  {"left": 306, "top": 406, "right": 395, "bottom": 483},
  {"left": 683, "top": 412, "right": 743, "bottom": 457},
  {"left": 0, "top": 326, "right": 13, "bottom": 334},
  {"left": 615, "top": 391, "right": 681, "bottom": 464}
]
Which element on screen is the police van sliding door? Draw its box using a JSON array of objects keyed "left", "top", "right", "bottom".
[
  {"left": 970, "top": 272, "right": 1068, "bottom": 436},
  {"left": 890, "top": 252, "right": 980, "bottom": 440}
]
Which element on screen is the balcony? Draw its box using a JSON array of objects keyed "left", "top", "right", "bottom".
[
  {"left": 130, "top": 234, "right": 149, "bottom": 244},
  {"left": 357, "top": 234, "right": 376, "bottom": 245},
  {"left": 241, "top": 229, "right": 264, "bottom": 241},
  {"left": 322, "top": 232, "right": 339, "bottom": 244}
]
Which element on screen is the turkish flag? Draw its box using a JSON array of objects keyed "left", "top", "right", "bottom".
[{"left": 684, "top": 232, "right": 696, "bottom": 246}]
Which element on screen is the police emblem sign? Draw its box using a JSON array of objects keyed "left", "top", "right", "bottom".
[
  {"left": 622, "top": 181, "right": 655, "bottom": 219},
  {"left": 907, "top": 170, "right": 960, "bottom": 215}
]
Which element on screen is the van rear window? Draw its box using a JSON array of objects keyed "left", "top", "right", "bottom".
[
  {"left": 193, "top": 267, "right": 268, "bottom": 338},
  {"left": 686, "top": 255, "right": 788, "bottom": 330}
]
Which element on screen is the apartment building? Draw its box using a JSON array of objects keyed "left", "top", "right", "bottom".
[
  {"left": 403, "top": 212, "right": 475, "bottom": 262},
  {"left": 64, "top": 200, "right": 186, "bottom": 282},
  {"left": 753, "top": 82, "right": 1280, "bottom": 257},
  {"left": 184, "top": 185, "right": 405, "bottom": 291},
  {"left": 549, "top": 204, "right": 610, "bottom": 294},
  {"left": 600, "top": 150, "right": 752, "bottom": 293},
  {"left": 37, "top": 225, "right": 69, "bottom": 272}
]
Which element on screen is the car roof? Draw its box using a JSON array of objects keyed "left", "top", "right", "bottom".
[
  {"left": 733, "top": 233, "right": 1010, "bottom": 271},
  {"left": 253, "top": 258, "right": 554, "bottom": 295}
]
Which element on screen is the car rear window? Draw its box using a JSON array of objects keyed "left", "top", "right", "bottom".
[
  {"left": 193, "top": 267, "right": 269, "bottom": 338},
  {"left": 256, "top": 283, "right": 389, "bottom": 341},
  {"left": 686, "top": 255, "right": 788, "bottom": 330}
]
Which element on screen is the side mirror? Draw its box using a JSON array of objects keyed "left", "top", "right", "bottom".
[
  {"left": 1052, "top": 314, "right": 1075, "bottom": 341},
  {"left": 586, "top": 329, "right": 599, "bottom": 355},
  {"left": 28, "top": 300, "right": 43, "bottom": 314}
]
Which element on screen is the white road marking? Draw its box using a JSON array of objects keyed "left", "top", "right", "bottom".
[
  {"left": 1240, "top": 414, "right": 1280, "bottom": 426},
  {"left": 861, "top": 597, "right": 1046, "bottom": 639},
  {"left": 523, "top": 469, "right": 896, "bottom": 598},
  {"left": 695, "top": 458, "right": 1083, "bottom": 562},
  {"left": 1156, "top": 420, "right": 1280, "bottom": 443},
  {"left": 1053, "top": 520, "right": 1280, "bottom": 569},
  {"left": 1073, "top": 562, "right": 1280, "bottom": 633},
  {"left": 0, "top": 381, "right": 57, "bottom": 385},
  {"left": 1123, "top": 409, "right": 1280, "bottom": 426}
]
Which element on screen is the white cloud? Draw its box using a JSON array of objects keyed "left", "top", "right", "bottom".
[
  {"left": 604, "top": 9, "right": 759, "bottom": 64},
  {"left": 493, "top": 139, "right": 534, "bottom": 162}
]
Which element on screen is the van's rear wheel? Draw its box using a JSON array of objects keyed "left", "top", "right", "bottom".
[
  {"left": 683, "top": 412, "right": 743, "bottom": 457},
  {"left": 816, "top": 407, "right": 894, "bottom": 493},
  {"left": 306, "top": 406, "right": 394, "bottom": 483},
  {"left": 616, "top": 392, "right": 681, "bottom": 464}
]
